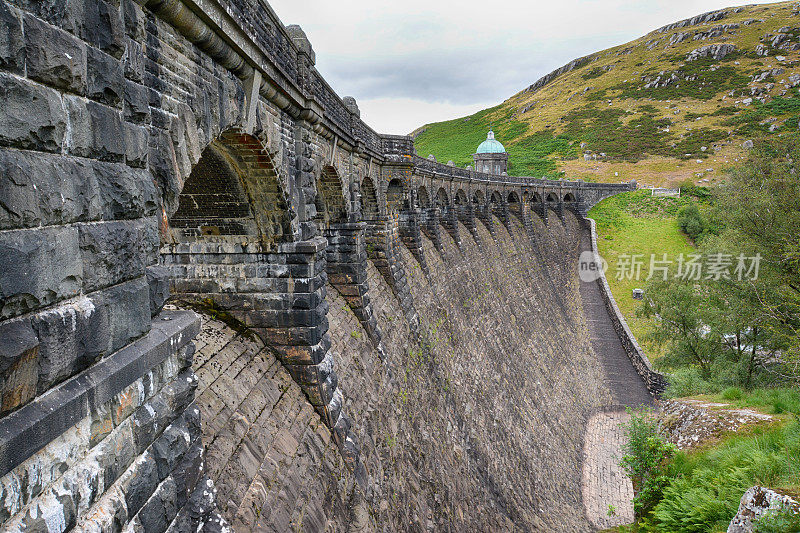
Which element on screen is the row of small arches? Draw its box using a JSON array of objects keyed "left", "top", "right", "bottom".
[{"left": 416, "top": 187, "right": 577, "bottom": 209}]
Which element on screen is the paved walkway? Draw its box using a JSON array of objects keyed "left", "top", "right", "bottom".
[
  {"left": 577, "top": 227, "right": 653, "bottom": 529},
  {"left": 582, "top": 411, "right": 635, "bottom": 530}
]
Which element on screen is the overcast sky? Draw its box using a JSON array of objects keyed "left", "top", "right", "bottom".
[{"left": 270, "top": 1, "right": 783, "bottom": 134}]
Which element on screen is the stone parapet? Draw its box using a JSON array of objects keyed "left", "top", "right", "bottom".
[{"left": 586, "top": 218, "right": 667, "bottom": 396}]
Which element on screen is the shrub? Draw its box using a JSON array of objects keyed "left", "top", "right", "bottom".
[
  {"left": 662, "top": 366, "right": 722, "bottom": 398},
  {"left": 677, "top": 204, "right": 705, "bottom": 241},
  {"left": 619, "top": 408, "right": 678, "bottom": 519},
  {"left": 722, "top": 387, "right": 744, "bottom": 401}
]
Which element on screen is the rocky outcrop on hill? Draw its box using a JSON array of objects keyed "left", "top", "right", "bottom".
[
  {"left": 656, "top": 9, "right": 729, "bottom": 34},
  {"left": 686, "top": 43, "right": 737, "bottom": 62},
  {"left": 660, "top": 399, "right": 772, "bottom": 450},
  {"left": 523, "top": 55, "right": 593, "bottom": 94}
]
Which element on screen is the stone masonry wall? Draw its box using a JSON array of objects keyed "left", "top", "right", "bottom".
[{"left": 325, "top": 212, "right": 614, "bottom": 531}]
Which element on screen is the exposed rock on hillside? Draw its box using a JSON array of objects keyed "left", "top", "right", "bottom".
[
  {"left": 661, "top": 399, "right": 772, "bottom": 450},
  {"left": 686, "top": 43, "right": 737, "bottom": 61},
  {"left": 523, "top": 55, "right": 593, "bottom": 94}
]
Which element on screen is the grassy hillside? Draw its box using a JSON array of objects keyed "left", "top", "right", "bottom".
[
  {"left": 414, "top": 1, "right": 800, "bottom": 186},
  {"left": 588, "top": 191, "right": 698, "bottom": 355}
]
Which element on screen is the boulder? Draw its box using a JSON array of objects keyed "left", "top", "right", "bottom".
[{"left": 728, "top": 486, "right": 799, "bottom": 533}]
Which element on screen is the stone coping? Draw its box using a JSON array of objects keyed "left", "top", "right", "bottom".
[
  {"left": 586, "top": 218, "right": 667, "bottom": 396},
  {"left": 0, "top": 309, "right": 201, "bottom": 478}
]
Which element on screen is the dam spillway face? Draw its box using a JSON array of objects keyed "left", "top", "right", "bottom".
[{"left": 0, "top": 0, "right": 658, "bottom": 530}]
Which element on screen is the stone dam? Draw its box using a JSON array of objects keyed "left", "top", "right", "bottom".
[{"left": 0, "top": 0, "right": 665, "bottom": 530}]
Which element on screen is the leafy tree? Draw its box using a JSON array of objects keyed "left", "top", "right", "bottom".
[
  {"left": 638, "top": 277, "right": 718, "bottom": 379},
  {"left": 619, "top": 408, "right": 677, "bottom": 521},
  {"left": 712, "top": 134, "right": 800, "bottom": 382}
]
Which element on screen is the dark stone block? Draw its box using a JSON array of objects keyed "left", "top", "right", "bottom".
[
  {"left": 0, "top": 149, "right": 102, "bottom": 230},
  {"left": 0, "top": 3, "right": 24, "bottom": 74},
  {"left": 0, "top": 73, "right": 65, "bottom": 152},
  {"left": 0, "top": 318, "right": 37, "bottom": 376},
  {"left": 24, "top": 13, "right": 86, "bottom": 94},
  {"left": 93, "top": 161, "right": 158, "bottom": 220},
  {"left": 0, "top": 226, "right": 82, "bottom": 320},
  {"left": 97, "top": 276, "right": 151, "bottom": 354},
  {"left": 0, "top": 317, "right": 38, "bottom": 414},
  {"left": 78, "top": 219, "right": 154, "bottom": 293},
  {"left": 124, "top": 120, "right": 148, "bottom": 167},
  {"left": 65, "top": 96, "right": 126, "bottom": 161},
  {"left": 82, "top": 0, "right": 125, "bottom": 59},
  {"left": 152, "top": 418, "right": 191, "bottom": 480},
  {"left": 147, "top": 266, "right": 171, "bottom": 317},
  {"left": 138, "top": 476, "right": 178, "bottom": 533},
  {"left": 124, "top": 79, "right": 150, "bottom": 123},
  {"left": 123, "top": 37, "right": 144, "bottom": 82},
  {"left": 87, "top": 45, "right": 124, "bottom": 107},
  {"left": 122, "top": 452, "right": 159, "bottom": 517},
  {"left": 148, "top": 128, "right": 181, "bottom": 214},
  {"left": 173, "top": 441, "right": 203, "bottom": 509}
]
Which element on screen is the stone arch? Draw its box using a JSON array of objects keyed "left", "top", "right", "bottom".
[
  {"left": 563, "top": 192, "right": 576, "bottom": 203},
  {"left": 316, "top": 165, "right": 349, "bottom": 228},
  {"left": 169, "top": 131, "right": 292, "bottom": 248},
  {"left": 546, "top": 192, "right": 558, "bottom": 203},
  {"left": 455, "top": 189, "right": 468, "bottom": 205},
  {"left": 473, "top": 190, "right": 485, "bottom": 205},
  {"left": 387, "top": 178, "right": 406, "bottom": 213},
  {"left": 360, "top": 176, "right": 379, "bottom": 220},
  {"left": 416, "top": 185, "right": 431, "bottom": 209},
  {"left": 490, "top": 191, "right": 502, "bottom": 204},
  {"left": 532, "top": 192, "right": 543, "bottom": 203},
  {"left": 435, "top": 187, "right": 449, "bottom": 208},
  {"left": 507, "top": 191, "right": 520, "bottom": 204}
]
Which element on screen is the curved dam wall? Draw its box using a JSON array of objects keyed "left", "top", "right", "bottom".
[
  {"left": 185, "top": 211, "right": 615, "bottom": 532},
  {"left": 331, "top": 213, "right": 614, "bottom": 530}
]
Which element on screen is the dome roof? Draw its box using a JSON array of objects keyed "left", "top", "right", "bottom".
[{"left": 476, "top": 130, "right": 506, "bottom": 154}]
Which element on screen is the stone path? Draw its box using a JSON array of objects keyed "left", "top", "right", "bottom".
[
  {"left": 577, "top": 227, "right": 653, "bottom": 529},
  {"left": 577, "top": 242, "right": 652, "bottom": 408},
  {"left": 581, "top": 411, "right": 635, "bottom": 530}
]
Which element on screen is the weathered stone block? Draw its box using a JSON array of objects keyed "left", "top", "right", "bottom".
[
  {"left": 95, "top": 276, "right": 151, "bottom": 355},
  {"left": 0, "top": 149, "right": 102, "bottom": 230},
  {"left": 0, "top": 3, "right": 24, "bottom": 74},
  {"left": 30, "top": 297, "right": 96, "bottom": 394},
  {"left": 65, "top": 97, "right": 126, "bottom": 161},
  {"left": 152, "top": 419, "right": 191, "bottom": 480},
  {"left": 0, "top": 318, "right": 38, "bottom": 414},
  {"left": 286, "top": 358, "right": 337, "bottom": 407},
  {"left": 147, "top": 266, "right": 171, "bottom": 317},
  {"left": 93, "top": 160, "right": 158, "bottom": 220},
  {"left": 24, "top": 13, "right": 87, "bottom": 93},
  {"left": 81, "top": 0, "right": 125, "bottom": 59},
  {"left": 123, "top": 37, "right": 144, "bottom": 82},
  {"left": 78, "top": 219, "right": 154, "bottom": 293},
  {"left": 0, "top": 73, "right": 65, "bottom": 152},
  {"left": 137, "top": 476, "right": 178, "bottom": 533},
  {"left": 0, "top": 226, "right": 82, "bottom": 319},
  {"left": 87, "top": 45, "right": 124, "bottom": 107},
  {"left": 124, "top": 120, "right": 149, "bottom": 167},
  {"left": 121, "top": 453, "right": 159, "bottom": 517},
  {"left": 124, "top": 79, "right": 150, "bottom": 123}
]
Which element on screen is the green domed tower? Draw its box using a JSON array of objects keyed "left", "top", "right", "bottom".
[{"left": 473, "top": 129, "right": 508, "bottom": 175}]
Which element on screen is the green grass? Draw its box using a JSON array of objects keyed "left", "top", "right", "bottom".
[
  {"left": 648, "top": 419, "right": 800, "bottom": 533},
  {"left": 588, "top": 190, "right": 698, "bottom": 355},
  {"left": 704, "top": 388, "right": 800, "bottom": 416}
]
